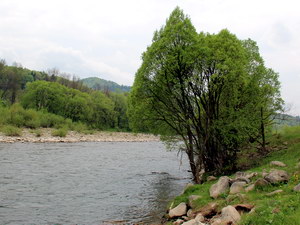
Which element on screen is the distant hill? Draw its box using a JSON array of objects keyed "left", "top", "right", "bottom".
[
  {"left": 274, "top": 114, "right": 300, "bottom": 127},
  {"left": 81, "top": 77, "right": 131, "bottom": 93}
]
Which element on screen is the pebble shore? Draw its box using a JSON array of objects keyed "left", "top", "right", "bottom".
[{"left": 0, "top": 128, "right": 160, "bottom": 143}]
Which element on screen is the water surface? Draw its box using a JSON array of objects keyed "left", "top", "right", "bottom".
[{"left": 0, "top": 142, "right": 190, "bottom": 224}]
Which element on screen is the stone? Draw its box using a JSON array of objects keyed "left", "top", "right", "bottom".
[
  {"left": 245, "top": 184, "right": 255, "bottom": 192},
  {"left": 293, "top": 183, "right": 300, "bottom": 191},
  {"left": 233, "top": 204, "right": 254, "bottom": 213},
  {"left": 264, "top": 169, "right": 289, "bottom": 184},
  {"left": 207, "top": 176, "right": 217, "bottom": 181},
  {"left": 229, "top": 182, "right": 246, "bottom": 194},
  {"left": 231, "top": 177, "right": 250, "bottom": 184},
  {"left": 198, "top": 202, "right": 218, "bottom": 217},
  {"left": 270, "top": 161, "right": 287, "bottom": 167},
  {"left": 169, "top": 203, "right": 188, "bottom": 218},
  {"left": 296, "top": 162, "right": 300, "bottom": 169},
  {"left": 254, "top": 178, "right": 270, "bottom": 187},
  {"left": 210, "top": 176, "right": 230, "bottom": 199},
  {"left": 266, "top": 189, "right": 283, "bottom": 196},
  {"left": 221, "top": 205, "right": 241, "bottom": 224},
  {"left": 188, "top": 195, "right": 201, "bottom": 208},
  {"left": 187, "top": 209, "right": 193, "bottom": 218},
  {"left": 245, "top": 172, "right": 258, "bottom": 179},
  {"left": 174, "top": 219, "right": 184, "bottom": 225},
  {"left": 182, "top": 219, "right": 205, "bottom": 225},
  {"left": 226, "top": 194, "right": 246, "bottom": 203},
  {"left": 195, "top": 213, "right": 205, "bottom": 223},
  {"left": 262, "top": 169, "right": 268, "bottom": 178}
]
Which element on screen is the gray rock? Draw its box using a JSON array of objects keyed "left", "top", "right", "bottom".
[
  {"left": 182, "top": 219, "right": 205, "bottom": 225},
  {"left": 207, "top": 176, "right": 217, "bottom": 181},
  {"left": 187, "top": 209, "right": 193, "bottom": 218},
  {"left": 174, "top": 219, "right": 184, "bottom": 225},
  {"left": 229, "top": 182, "right": 246, "bottom": 194},
  {"left": 195, "top": 213, "right": 205, "bottom": 222},
  {"left": 293, "top": 183, "right": 300, "bottom": 192},
  {"left": 266, "top": 189, "right": 283, "bottom": 196},
  {"left": 264, "top": 169, "right": 289, "bottom": 184},
  {"left": 188, "top": 195, "right": 201, "bottom": 208},
  {"left": 245, "top": 184, "right": 255, "bottom": 192},
  {"left": 254, "top": 178, "right": 270, "bottom": 187},
  {"left": 270, "top": 161, "right": 287, "bottom": 167},
  {"left": 169, "top": 202, "right": 187, "bottom": 218},
  {"left": 221, "top": 205, "right": 241, "bottom": 224},
  {"left": 198, "top": 202, "right": 218, "bottom": 217},
  {"left": 210, "top": 176, "right": 230, "bottom": 199}
]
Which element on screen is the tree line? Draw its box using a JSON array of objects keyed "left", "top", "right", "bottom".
[{"left": 0, "top": 60, "right": 129, "bottom": 131}]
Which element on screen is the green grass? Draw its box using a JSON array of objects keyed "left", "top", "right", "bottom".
[
  {"left": 168, "top": 126, "right": 300, "bottom": 224},
  {"left": 51, "top": 127, "right": 68, "bottom": 137},
  {"left": 1, "top": 125, "right": 22, "bottom": 136}
]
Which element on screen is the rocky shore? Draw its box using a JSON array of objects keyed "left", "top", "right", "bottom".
[{"left": 0, "top": 128, "right": 160, "bottom": 143}]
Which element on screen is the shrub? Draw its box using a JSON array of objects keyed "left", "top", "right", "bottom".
[
  {"left": 51, "top": 127, "right": 68, "bottom": 137},
  {"left": 1, "top": 125, "right": 22, "bottom": 136}
]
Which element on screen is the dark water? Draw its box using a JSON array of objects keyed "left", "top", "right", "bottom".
[{"left": 0, "top": 142, "right": 191, "bottom": 224}]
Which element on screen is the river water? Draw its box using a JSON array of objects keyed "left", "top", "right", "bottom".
[{"left": 0, "top": 142, "right": 191, "bottom": 224}]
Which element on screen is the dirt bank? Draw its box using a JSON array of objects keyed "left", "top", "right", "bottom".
[{"left": 0, "top": 128, "right": 160, "bottom": 143}]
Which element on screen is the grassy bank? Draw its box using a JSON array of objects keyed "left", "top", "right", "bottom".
[{"left": 167, "top": 126, "right": 300, "bottom": 225}]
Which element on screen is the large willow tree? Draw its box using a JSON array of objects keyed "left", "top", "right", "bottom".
[{"left": 128, "top": 7, "right": 282, "bottom": 183}]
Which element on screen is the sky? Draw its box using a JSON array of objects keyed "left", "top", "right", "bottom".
[{"left": 0, "top": 0, "right": 299, "bottom": 115}]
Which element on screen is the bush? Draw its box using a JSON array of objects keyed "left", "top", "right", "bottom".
[
  {"left": 52, "top": 127, "right": 68, "bottom": 137},
  {"left": 30, "top": 129, "right": 42, "bottom": 137},
  {"left": 1, "top": 125, "right": 22, "bottom": 136}
]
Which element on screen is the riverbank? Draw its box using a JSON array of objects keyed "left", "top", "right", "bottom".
[
  {"left": 0, "top": 128, "right": 160, "bottom": 143},
  {"left": 163, "top": 126, "right": 300, "bottom": 225}
]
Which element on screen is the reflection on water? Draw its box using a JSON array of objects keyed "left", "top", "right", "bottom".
[{"left": 0, "top": 142, "right": 190, "bottom": 224}]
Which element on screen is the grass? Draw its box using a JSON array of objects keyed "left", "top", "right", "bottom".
[
  {"left": 167, "top": 126, "right": 300, "bottom": 225},
  {"left": 1, "top": 125, "right": 22, "bottom": 136},
  {"left": 51, "top": 127, "right": 68, "bottom": 137}
]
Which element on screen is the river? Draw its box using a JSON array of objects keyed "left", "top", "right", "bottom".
[{"left": 0, "top": 142, "right": 191, "bottom": 224}]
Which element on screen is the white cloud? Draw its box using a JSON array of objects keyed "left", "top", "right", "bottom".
[{"left": 0, "top": 0, "right": 299, "bottom": 113}]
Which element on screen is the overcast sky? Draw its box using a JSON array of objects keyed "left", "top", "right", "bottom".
[{"left": 0, "top": 0, "right": 299, "bottom": 115}]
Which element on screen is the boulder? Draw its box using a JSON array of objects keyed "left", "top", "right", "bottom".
[
  {"left": 195, "top": 213, "right": 205, "bottom": 223},
  {"left": 226, "top": 193, "right": 246, "bottom": 203},
  {"left": 210, "top": 176, "right": 230, "bottom": 199},
  {"left": 182, "top": 219, "right": 205, "bottom": 225},
  {"left": 174, "top": 219, "right": 184, "bottom": 225},
  {"left": 233, "top": 204, "right": 254, "bottom": 213},
  {"left": 245, "top": 184, "right": 255, "bottom": 192},
  {"left": 293, "top": 183, "right": 300, "bottom": 192},
  {"left": 266, "top": 189, "right": 283, "bottom": 196},
  {"left": 169, "top": 203, "right": 187, "bottom": 218},
  {"left": 254, "top": 178, "right": 270, "bottom": 187},
  {"left": 188, "top": 195, "right": 201, "bottom": 208},
  {"left": 245, "top": 172, "right": 258, "bottom": 179},
  {"left": 207, "top": 176, "right": 217, "bottom": 181},
  {"left": 270, "top": 161, "right": 287, "bottom": 167},
  {"left": 198, "top": 202, "right": 218, "bottom": 217},
  {"left": 264, "top": 169, "right": 289, "bottom": 184},
  {"left": 187, "top": 209, "right": 193, "bottom": 218},
  {"left": 229, "top": 182, "right": 246, "bottom": 194},
  {"left": 221, "top": 205, "right": 241, "bottom": 224},
  {"left": 231, "top": 177, "right": 250, "bottom": 184}
]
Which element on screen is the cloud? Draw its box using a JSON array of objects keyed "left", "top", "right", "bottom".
[{"left": 0, "top": 0, "right": 299, "bottom": 113}]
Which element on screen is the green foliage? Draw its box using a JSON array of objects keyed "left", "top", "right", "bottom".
[
  {"left": 1, "top": 125, "right": 22, "bottom": 136},
  {"left": 128, "top": 7, "right": 283, "bottom": 179},
  {"left": 51, "top": 127, "right": 68, "bottom": 137}
]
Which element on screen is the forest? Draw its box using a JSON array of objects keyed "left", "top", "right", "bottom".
[{"left": 0, "top": 59, "right": 129, "bottom": 134}]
